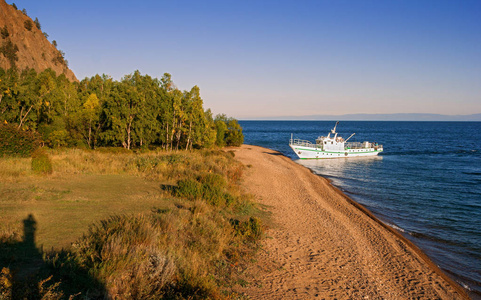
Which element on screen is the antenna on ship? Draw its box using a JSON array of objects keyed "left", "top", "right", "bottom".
[{"left": 345, "top": 133, "right": 356, "bottom": 142}]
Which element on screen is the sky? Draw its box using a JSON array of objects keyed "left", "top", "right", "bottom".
[{"left": 12, "top": 0, "right": 481, "bottom": 119}]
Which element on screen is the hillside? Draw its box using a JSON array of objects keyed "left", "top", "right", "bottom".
[{"left": 0, "top": 0, "right": 77, "bottom": 81}]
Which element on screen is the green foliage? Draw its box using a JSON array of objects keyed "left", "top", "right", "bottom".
[
  {"left": 24, "top": 19, "right": 33, "bottom": 31},
  {"left": 34, "top": 17, "right": 41, "bottom": 30},
  {"left": 175, "top": 179, "right": 203, "bottom": 200},
  {"left": 214, "top": 119, "right": 227, "bottom": 147},
  {"left": 215, "top": 114, "right": 243, "bottom": 147},
  {"left": 21, "top": 8, "right": 27, "bottom": 16},
  {"left": 11, "top": 3, "right": 17, "bottom": 10},
  {"left": 0, "top": 68, "right": 244, "bottom": 150},
  {"left": 0, "top": 123, "right": 40, "bottom": 157},
  {"left": 175, "top": 173, "right": 231, "bottom": 206},
  {"left": 199, "top": 173, "right": 227, "bottom": 206},
  {"left": 52, "top": 40, "right": 57, "bottom": 47},
  {"left": 31, "top": 148, "right": 53, "bottom": 174},
  {"left": 52, "top": 49, "right": 68, "bottom": 67},
  {"left": 1, "top": 25, "right": 9, "bottom": 39},
  {"left": 231, "top": 217, "right": 263, "bottom": 241},
  {"left": 226, "top": 119, "right": 244, "bottom": 146},
  {"left": 0, "top": 39, "right": 19, "bottom": 68}
]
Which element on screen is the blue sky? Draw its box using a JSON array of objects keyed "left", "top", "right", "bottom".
[{"left": 13, "top": 0, "right": 481, "bottom": 118}]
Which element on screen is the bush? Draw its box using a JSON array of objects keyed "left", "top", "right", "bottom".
[
  {"left": 0, "top": 39, "right": 19, "bottom": 68},
  {"left": 175, "top": 179, "right": 203, "bottom": 200},
  {"left": 1, "top": 25, "right": 9, "bottom": 39},
  {"left": 24, "top": 19, "right": 33, "bottom": 31},
  {"left": 31, "top": 148, "right": 53, "bottom": 174},
  {"left": 199, "top": 173, "right": 227, "bottom": 206},
  {"left": 0, "top": 123, "right": 40, "bottom": 157},
  {"left": 231, "top": 217, "right": 263, "bottom": 241}
]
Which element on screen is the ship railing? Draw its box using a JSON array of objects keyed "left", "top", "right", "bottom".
[
  {"left": 289, "top": 139, "right": 319, "bottom": 148},
  {"left": 345, "top": 142, "right": 383, "bottom": 149}
]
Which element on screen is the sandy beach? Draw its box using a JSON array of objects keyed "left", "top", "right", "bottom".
[{"left": 232, "top": 145, "right": 468, "bottom": 299}]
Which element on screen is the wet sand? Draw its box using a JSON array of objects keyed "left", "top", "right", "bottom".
[{"left": 232, "top": 145, "right": 468, "bottom": 299}]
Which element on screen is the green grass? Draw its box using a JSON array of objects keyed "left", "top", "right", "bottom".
[{"left": 0, "top": 148, "right": 266, "bottom": 299}]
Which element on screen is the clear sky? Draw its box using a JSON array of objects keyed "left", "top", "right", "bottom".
[{"left": 12, "top": 0, "right": 481, "bottom": 119}]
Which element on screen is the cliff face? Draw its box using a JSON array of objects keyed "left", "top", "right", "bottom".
[{"left": 0, "top": 0, "right": 77, "bottom": 81}]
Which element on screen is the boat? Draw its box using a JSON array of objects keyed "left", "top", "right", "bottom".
[{"left": 289, "top": 121, "right": 383, "bottom": 159}]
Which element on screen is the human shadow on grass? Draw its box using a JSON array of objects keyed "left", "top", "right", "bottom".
[{"left": 0, "top": 214, "right": 106, "bottom": 299}]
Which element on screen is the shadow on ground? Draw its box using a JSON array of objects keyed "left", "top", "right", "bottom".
[{"left": 0, "top": 214, "right": 106, "bottom": 299}]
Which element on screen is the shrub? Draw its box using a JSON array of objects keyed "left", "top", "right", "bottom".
[
  {"left": 31, "top": 148, "right": 53, "bottom": 174},
  {"left": 24, "top": 19, "right": 33, "bottom": 31},
  {"left": 231, "top": 217, "right": 263, "bottom": 241},
  {"left": 199, "top": 173, "right": 227, "bottom": 206},
  {"left": 1, "top": 25, "right": 9, "bottom": 39},
  {"left": 0, "top": 268, "right": 12, "bottom": 299},
  {"left": 0, "top": 39, "right": 19, "bottom": 68},
  {"left": 0, "top": 123, "right": 40, "bottom": 157},
  {"left": 175, "top": 179, "right": 203, "bottom": 200}
]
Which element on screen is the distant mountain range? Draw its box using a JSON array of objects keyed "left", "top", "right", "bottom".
[{"left": 243, "top": 113, "right": 481, "bottom": 121}]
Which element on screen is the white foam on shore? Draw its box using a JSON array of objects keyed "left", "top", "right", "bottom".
[{"left": 386, "top": 222, "right": 406, "bottom": 233}]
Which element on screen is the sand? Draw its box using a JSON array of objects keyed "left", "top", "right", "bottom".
[{"left": 232, "top": 145, "right": 468, "bottom": 299}]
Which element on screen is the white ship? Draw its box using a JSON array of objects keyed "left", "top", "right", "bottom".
[{"left": 289, "top": 122, "right": 383, "bottom": 159}]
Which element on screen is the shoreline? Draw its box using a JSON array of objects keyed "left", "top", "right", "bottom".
[{"left": 232, "top": 144, "right": 469, "bottom": 299}]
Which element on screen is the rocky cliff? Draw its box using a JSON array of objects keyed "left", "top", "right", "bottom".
[{"left": 0, "top": 0, "right": 77, "bottom": 81}]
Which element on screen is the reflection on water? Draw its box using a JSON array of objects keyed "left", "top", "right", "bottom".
[{"left": 295, "top": 156, "right": 383, "bottom": 183}]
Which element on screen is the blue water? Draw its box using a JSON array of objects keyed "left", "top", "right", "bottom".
[{"left": 240, "top": 121, "right": 481, "bottom": 296}]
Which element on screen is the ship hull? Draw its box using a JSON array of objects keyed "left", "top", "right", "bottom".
[{"left": 289, "top": 144, "right": 382, "bottom": 159}]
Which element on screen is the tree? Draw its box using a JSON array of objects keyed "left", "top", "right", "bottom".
[
  {"left": 225, "top": 119, "right": 243, "bottom": 146},
  {"left": 0, "top": 67, "right": 243, "bottom": 150},
  {"left": 214, "top": 115, "right": 227, "bottom": 147},
  {"left": 183, "top": 86, "right": 206, "bottom": 150},
  {"left": 214, "top": 114, "right": 243, "bottom": 147},
  {"left": 34, "top": 17, "right": 41, "bottom": 30},
  {"left": 81, "top": 93, "right": 100, "bottom": 148},
  {"left": 101, "top": 73, "right": 143, "bottom": 149},
  {"left": 202, "top": 109, "right": 217, "bottom": 148}
]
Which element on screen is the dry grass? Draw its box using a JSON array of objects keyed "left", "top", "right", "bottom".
[{"left": 0, "top": 147, "right": 265, "bottom": 299}]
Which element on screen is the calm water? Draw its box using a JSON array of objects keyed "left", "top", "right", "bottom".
[{"left": 240, "top": 121, "right": 481, "bottom": 296}]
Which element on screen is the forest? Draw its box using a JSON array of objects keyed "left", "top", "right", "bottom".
[{"left": 0, "top": 67, "right": 243, "bottom": 152}]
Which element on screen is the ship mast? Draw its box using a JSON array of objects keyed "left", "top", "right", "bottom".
[{"left": 331, "top": 121, "right": 339, "bottom": 134}]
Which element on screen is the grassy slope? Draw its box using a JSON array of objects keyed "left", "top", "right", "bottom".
[
  {"left": 1, "top": 174, "right": 166, "bottom": 249},
  {"left": 0, "top": 148, "right": 264, "bottom": 299}
]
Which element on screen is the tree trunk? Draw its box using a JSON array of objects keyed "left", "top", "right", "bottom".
[
  {"left": 186, "top": 120, "right": 192, "bottom": 150},
  {"left": 18, "top": 105, "right": 33, "bottom": 129},
  {"left": 87, "top": 119, "right": 92, "bottom": 148}
]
